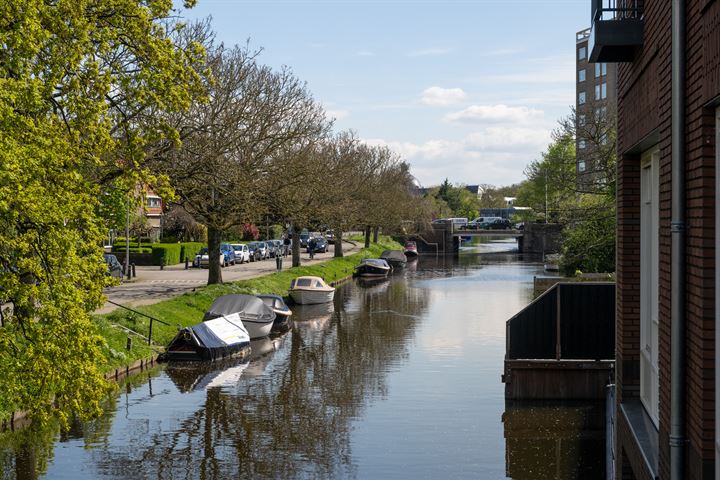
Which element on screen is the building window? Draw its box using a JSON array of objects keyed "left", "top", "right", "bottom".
[
  {"left": 601, "top": 82, "right": 607, "bottom": 99},
  {"left": 595, "top": 85, "right": 601, "bottom": 100},
  {"left": 578, "top": 160, "right": 586, "bottom": 172},
  {"left": 601, "top": 63, "right": 607, "bottom": 76},
  {"left": 578, "top": 46, "right": 586, "bottom": 60},
  {"left": 640, "top": 146, "right": 660, "bottom": 427},
  {"left": 147, "top": 197, "right": 161, "bottom": 208},
  {"left": 578, "top": 69, "right": 586, "bottom": 82},
  {"left": 578, "top": 140, "right": 586, "bottom": 149},
  {"left": 578, "top": 92, "right": 586, "bottom": 105},
  {"left": 578, "top": 114, "right": 586, "bottom": 126}
]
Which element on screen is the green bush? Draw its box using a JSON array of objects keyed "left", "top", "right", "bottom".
[
  {"left": 151, "top": 244, "right": 182, "bottom": 266},
  {"left": 179, "top": 242, "right": 205, "bottom": 261},
  {"left": 112, "top": 246, "right": 152, "bottom": 254},
  {"left": 560, "top": 207, "right": 615, "bottom": 276}
]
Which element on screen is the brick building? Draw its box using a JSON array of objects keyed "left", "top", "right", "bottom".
[
  {"left": 576, "top": 27, "right": 617, "bottom": 191},
  {"left": 590, "top": 0, "right": 719, "bottom": 478}
]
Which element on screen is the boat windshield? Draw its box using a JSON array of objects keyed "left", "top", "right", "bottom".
[
  {"left": 295, "top": 278, "right": 312, "bottom": 287},
  {"left": 314, "top": 280, "right": 325, "bottom": 288}
]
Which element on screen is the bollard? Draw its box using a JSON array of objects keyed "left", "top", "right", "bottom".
[
  {"left": 126, "top": 263, "right": 131, "bottom": 280},
  {"left": 131, "top": 263, "right": 136, "bottom": 278},
  {"left": 276, "top": 255, "right": 282, "bottom": 271},
  {"left": 185, "top": 256, "right": 189, "bottom": 270},
  {"left": 126, "top": 337, "right": 132, "bottom": 351}
]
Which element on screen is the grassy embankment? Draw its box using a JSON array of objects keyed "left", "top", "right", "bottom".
[{"left": 94, "top": 236, "right": 402, "bottom": 372}]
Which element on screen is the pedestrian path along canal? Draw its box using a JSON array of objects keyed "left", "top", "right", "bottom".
[{"left": 1, "top": 239, "right": 606, "bottom": 479}]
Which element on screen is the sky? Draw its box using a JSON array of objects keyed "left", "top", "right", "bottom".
[{"left": 179, "top": 0, "right": 589, "bottom": 188}]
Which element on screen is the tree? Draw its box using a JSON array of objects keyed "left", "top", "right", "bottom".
[
  {"left": 161, "top": 43, "right": 327, "bottom": 282},
  {"left": 0, "top": 0, "right": 204, "bottom": 425}
]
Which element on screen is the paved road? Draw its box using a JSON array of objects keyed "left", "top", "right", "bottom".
[{"left": 98, "top": 241, "right": 359, "bottom": 314}]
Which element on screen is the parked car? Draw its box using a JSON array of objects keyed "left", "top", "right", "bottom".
[
  {"left": 299, "top": 231, "right": 310, "bottom": 248},
  {"left": 484, "top": 218, "right": 513, "bottom": 230},
  {"left": 307, "top": 236, "right": 328, "bottom": 254},
  {"left": 246, "top": 242, "right": 263, "bottom": 262},
  {"left": 195, "top": 247, "right": 224, "bottom": 268},
  {"left": 220, "top": 243, "right": 236, "bottom": 266},
  {"left": 265, "top": 240, "right": 278, "bottom": 258},
  {"left": 468, "top": 216, "right": 503, "bottom": 229},
  {"left": 231, "top": 243, "right": 250, "bottom": 263},
  {"left": 271, "top": 239, "right": 284, "bottom": 255},
  {"left": 103, "top": 254, "right": 123, "bottom": 279},
  {"left": 324, "top": 230, "right": 335, "bottom": 244}
]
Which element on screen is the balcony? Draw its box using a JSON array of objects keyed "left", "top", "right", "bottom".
[{"left": 589, "top": 0, "right": 643, "bottom": 63}]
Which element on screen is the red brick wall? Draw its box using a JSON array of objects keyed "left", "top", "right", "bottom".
[{"left": 616, "top": 0, "right": 718, "bottom": 478}]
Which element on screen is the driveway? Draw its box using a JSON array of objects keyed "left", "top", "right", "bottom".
[{"left": 97, "top": 240, "right": 359, "bottom": 314}]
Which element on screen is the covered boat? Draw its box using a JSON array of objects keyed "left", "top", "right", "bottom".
[
  {"left": 289, "top": 276, "right": 335, "bottom": 305},
  {"left": 162, "top": 314, "right": 251, "bottom": 361},
  {"left": 380, "top": 250, "right": 407, "bottom": 269},
  {"left": 257, "top": 294, "right": 293, "bottom": 332},
  {"left": 354, "top": 258, "right": 391, "bottom": 277},
  {"left": 204, "top": 294, "right": 276, "bottom": 339},
  {"left": 404, "top": 240, "right": 419, "bottom": 258}
]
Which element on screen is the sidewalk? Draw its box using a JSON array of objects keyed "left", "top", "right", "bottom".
[{"left": 97, "top": 241, "right": 359, "bottom": 314}]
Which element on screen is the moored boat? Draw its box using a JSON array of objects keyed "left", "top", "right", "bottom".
[
  {"left": 204, "top": 294, "right": 276, "bottom": 339},
  {"left": 257, "top": 294, "right": 293, "bottom": 332},
  {"left": 404, "top": 240, "right": 419, "bottom": 258},
  {"left": 355, "top": 258, "right": 391, "bottom": 277},
  {"left": 289, "top": 276, "right": 335, "bottom": 305},
  {"left": 380, "top": 250, "right": 407, "bottom": 269},
  {"left": 162, "top": 314, "right": 251, "bottom": 361}
]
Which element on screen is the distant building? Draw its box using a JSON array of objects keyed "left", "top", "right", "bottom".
[
  {"left": 465, "top": 184, "right": 481, "bottom": 197},
  {"left": 575, "top": 27, "right": 616, "bottom": 191},
  {"left": 144, "top": 190, "right": 163, "bottom": 241}
]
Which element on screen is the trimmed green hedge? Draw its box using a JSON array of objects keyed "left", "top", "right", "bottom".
[
  {"left": 151, "top": 244, "right": 181, "bottom": 266},
  {"left": 179, "top": 242, "right": 205, "bottom": 261},
  {"left": 112, "top": 246, "right": 152, "bottom": 254}
]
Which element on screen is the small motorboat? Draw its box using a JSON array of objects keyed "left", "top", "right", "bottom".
[
  {"left": 404, "top": 240, "right": 419, "bottom": 258},
  {"left": 257, "top": 294, "right": 293, "bottom": 332},
  {"left": 355, "top": 258, "right": 391, "bottom": 277},
  {"left": 289, "top": 276, "right": 335, "bottom": 305},
  {"left": 204, "top": 294, "right": 276, "bottom": 339},
  {"left": 380, "top": 250, "right": 407, "bottom": 269},
  {"left": 162, "top": 314, "right": 251, "bottom": 361}
]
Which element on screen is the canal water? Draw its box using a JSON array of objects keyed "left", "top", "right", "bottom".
[{"left": 0, "top": 240, "right": 606, "bottom": 479}]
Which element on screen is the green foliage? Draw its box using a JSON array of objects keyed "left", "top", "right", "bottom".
[
  {"left": 559, "top": 198, "right": 616, "bottom": 276},
  {"left": 151, "top": 244, "right": 181, "bottom": 266},
  {"left": 0, "top": 0, "right": 204, "bottom": 427},
  {"left": 427, "top": 181, "right": 479, "bottom": 220},
  {"left": 179, "top": 242, "right": 205, "bottom": 261}
]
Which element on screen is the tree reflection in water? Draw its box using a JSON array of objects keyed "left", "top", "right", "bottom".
[{"left": 0, "top": 277, "right": 429, "bottom": 479}]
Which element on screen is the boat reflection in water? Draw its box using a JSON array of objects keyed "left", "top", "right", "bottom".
[{"left": 291, "top": 301, "right": 335, "bottom": 336}]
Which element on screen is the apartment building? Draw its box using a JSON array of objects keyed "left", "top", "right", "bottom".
[
  {"left": 589, "top": 0, "right": 719, "bottom": 478},
  {"left": 576, "top": 27, "right": 617, "bottom": 191}
]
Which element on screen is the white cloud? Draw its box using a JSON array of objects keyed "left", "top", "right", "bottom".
[
  {"left": 325, "top": 109, "right": 350, "bottom": 121},
  {"left": 445, "top": 104, "right": 544, "bottom": 124},
  {"left": 364, "top": 125, "right": 552, "bottom": 186},
  {"left": 407, "top": 47, "right": 451, "bottom": 57},
  {"left": 420, "top": 87, "right": 467, "bottom": 106}
]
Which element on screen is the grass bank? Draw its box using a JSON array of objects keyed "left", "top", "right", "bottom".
[{"left": 94, "top": 236, "right": 402, "bottom": 372}]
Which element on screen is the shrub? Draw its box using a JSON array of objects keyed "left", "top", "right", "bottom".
[
  {"left": 179, "top": 242, "right": 205, "bottom": 261},
  {"left": 151, "top": 244, "right": 182, "bottom": 266}
]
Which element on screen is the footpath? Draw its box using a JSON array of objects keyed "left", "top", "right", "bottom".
[{"left": 97, "top": 241, "right": 360, "bottom": 314}]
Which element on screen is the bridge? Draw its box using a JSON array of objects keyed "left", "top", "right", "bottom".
[{"left": 415, "top": 221, "right": 563, "bottom": 255}]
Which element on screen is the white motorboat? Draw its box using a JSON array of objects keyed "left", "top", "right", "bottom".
[
  {"left": 203, "top": 294, "right": 276, "bottom": 339},
  {"left": 289, "top": 276, "right": 335, "bottom": 305}
]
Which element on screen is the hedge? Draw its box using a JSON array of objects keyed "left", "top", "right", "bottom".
[
  {"left": 112, "top": 246, "right": 152, "bottom": 254},
  {"left": 179, "top": 242, "right": 205, "bottom": 261},
  {"left": 151, "top": 244, "right": 182, "bottom": 266}
]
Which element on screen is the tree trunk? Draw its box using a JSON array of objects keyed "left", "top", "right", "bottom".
[
  {"left": 372, "top": 226, "right": 379, "bottom": 243},
  {"left": 292, "top": 230, "right": 301, "bottom": 267},
  {"left": 364, "top": 226, "right": 370, "bottom": 248},
  {"left": 334, "top": 228, "right": 344, "bottom": 257},
  {"left": 207, "top": 225, "right": 223, "bottom": 285}
]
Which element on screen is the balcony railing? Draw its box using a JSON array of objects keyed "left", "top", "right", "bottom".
[{"left": 589, "top": 0, "right": 644, "bottom": 63}]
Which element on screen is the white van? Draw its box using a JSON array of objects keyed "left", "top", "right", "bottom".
[{"left": 432, "top": 217, "right": 469, "bottom": 228}]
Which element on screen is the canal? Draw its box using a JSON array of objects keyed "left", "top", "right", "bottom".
[{"left": 0, "top": 240, "right": 606, "bottom": 479}]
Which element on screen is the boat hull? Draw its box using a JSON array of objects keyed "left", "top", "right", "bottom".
[
  {"left": 355, "top": 264, "right": 391, "bottom": 277},
  {"left": 404, "top": 249, "right": 418, "bottom": 258},
  {"left": 290, "top": 288, "right": 335, "bottom": 305},
  {"left": 243, "top": 319, "right": 275, "bottom": 339}
]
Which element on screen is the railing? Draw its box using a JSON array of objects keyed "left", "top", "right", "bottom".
[
  {"left": 577, "top": 28, "right": 591, "bottom": 43},
  {"left": 592, "top": 0, "right": 641, "bottom": 21},
  {"left": 506, "top": 282, "right": 615, "bottom": 361}
]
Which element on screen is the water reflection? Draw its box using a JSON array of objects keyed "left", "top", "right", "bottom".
[{"left": 0, "top": 249, "right": 603, "bottom": 479}]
